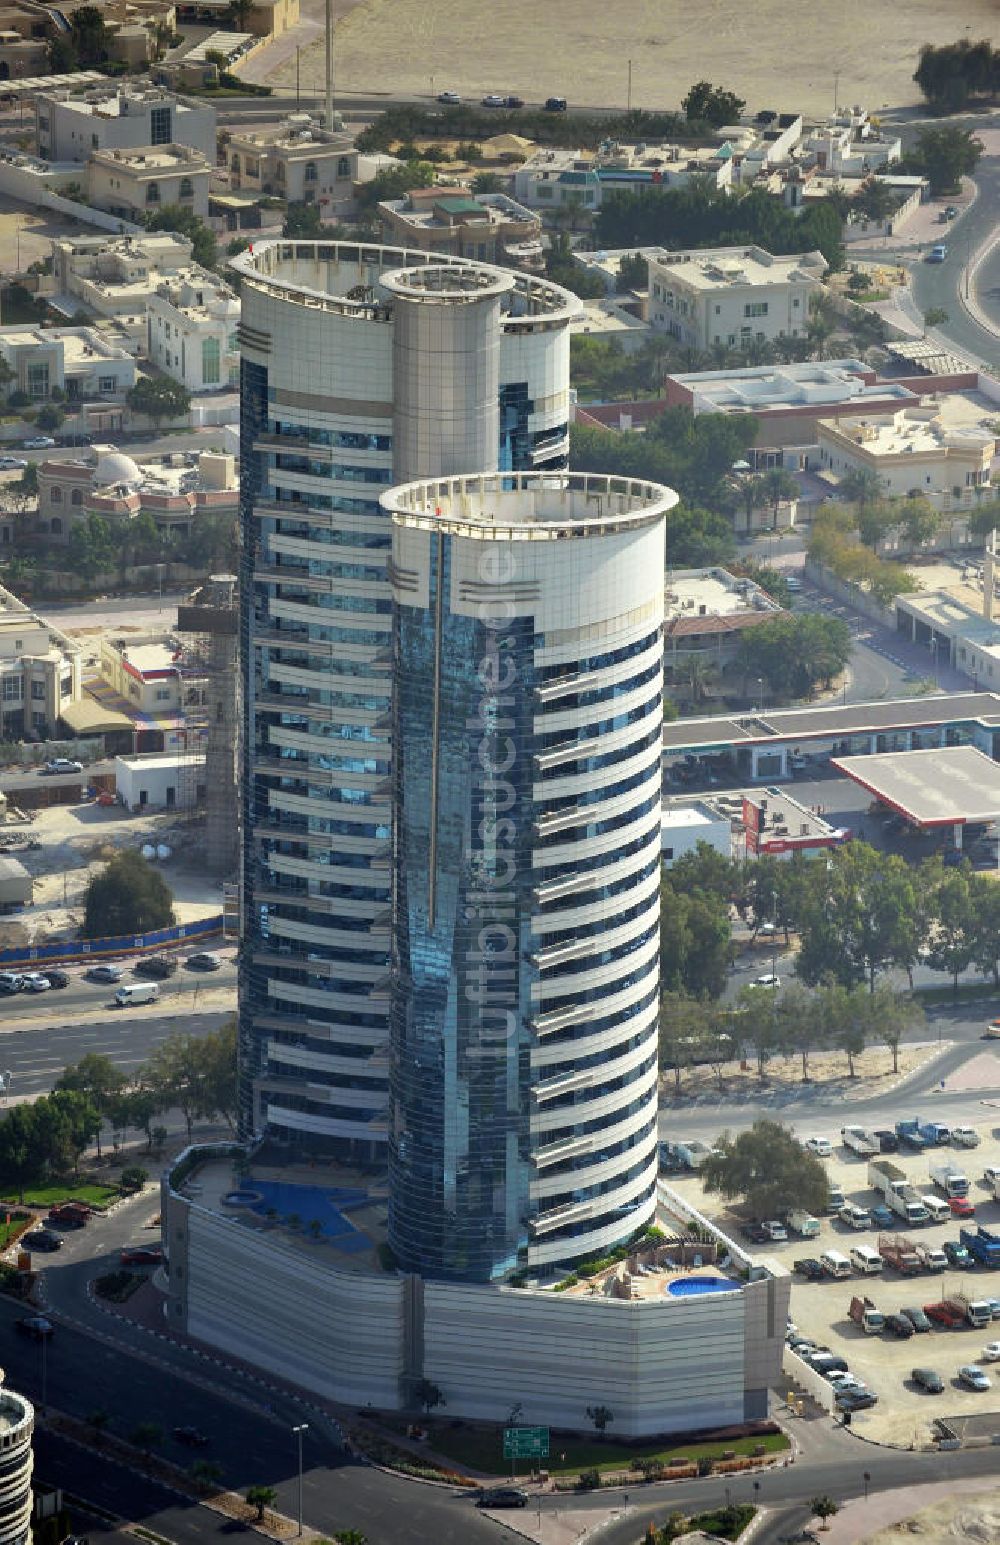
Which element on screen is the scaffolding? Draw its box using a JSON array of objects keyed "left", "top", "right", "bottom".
[{"left": 175, "top": 574, "right": 240, "bottom": 877}]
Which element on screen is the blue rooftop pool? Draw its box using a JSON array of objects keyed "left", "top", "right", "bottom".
[
  {"left": 245, "top": 1179, "right": 370, "bottom": 1250},
  {"left": 666, "top": 1275, "right": 735, "bottom": 1297}
]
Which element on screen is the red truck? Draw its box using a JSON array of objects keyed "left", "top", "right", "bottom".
[
  {"left": 924, "top": 1300, "right": 965, "bottom": 1327},
  {"left": 878, "top": 1234, "right": 922, "bottom": 1276}
]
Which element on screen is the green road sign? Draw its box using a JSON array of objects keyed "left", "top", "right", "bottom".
[{"left": 503, "top": 1426, "right": 549, "bottom": 1459}]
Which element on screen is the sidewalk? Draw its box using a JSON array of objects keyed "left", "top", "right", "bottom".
[{"left": 819, "top": 1478, "right": 1000, "bottom": 1544}]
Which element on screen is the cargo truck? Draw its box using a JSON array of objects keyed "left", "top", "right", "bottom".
[
  {"left": 929, "top": 1164, "right": 968, "bottom": 1198},
  {"left": 869, "top": 1160, "right": 931, "bottom": 1226},
  {"left": 914, "top": 1242, "right": 947, "bottom": 1271},
  {"left": 842, "top": 1125, "right": 879, "bottom": 1158},
  {"left": 959, "top": 1225, "right": 1000, "bottom": 1268},
  {"left": 878, "top": 1234, "right": 922, "bottom": 1276},
  {"left": 786, "top": 1209, "right": 821, "bottom": 1238},
  {"left": 924, "top": 1299, "right": 965, "bottom": 1327},
  {"left": 849, "top": 1295, "right": 885, "bottom": 1334},
  {"left": 896, "top": 1119, "right": 930, "bottom": 1151},
  {"left": 919, "top": 1120, "right": 949, "bottom": 1146},
  {"left": 943, "top": 1289, "right": 992, "bottom": 1329}
]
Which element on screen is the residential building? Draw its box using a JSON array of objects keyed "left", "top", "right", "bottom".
[
  {"left": 100, "top": 634, "right": 211, "bottom": 717},
  {"left": 88, "top": 143, "right": 213, "bottom": 221},
  {"left": 50, "top": 231, "right": 196, "bottom": 347},
  {"left": 664, "top": 566, "right": 784, "bottom": 678},
  {"left": 175, "top": 0, "right": 299, "bottom": 36},
  {"left": 225, "top": 117, "right": 359, "bottom": 214},
  {"left": 0, "top": 324, "right": 135, "bottom": 403},
  {"left": 0, "top": 1373, "right": 32, "bottom": 1545},
  {"left": 0, "top": 580, "right": 83, "bottom": 740},
  {"left": 233, "top": 239, "right": 580, "bottom": 1158},
  {"left": 34, "top": 82, "right": 216, "bottom": 164},
  {"left": 512, "top": 139, "right": 733, "bottom": 212},
  {"left": 731, "top": 112, "right": 803, "bottom": 183},
  {"left": 33, "top": 445, "right": 238, "bottom": 543},
  {"left": 803, "top": 115, "right": 901, "bottom": 177},
  {"left": 386, "top": 469, "right": 672, "bottom": 1280},
  {"left": 648, "top": 244, "right": 827, "bottom": 351},
  {"left": 378, "top": 188, "right": 543, "bottom": 270},
  {"left": 816, "top": 405, "right": 997, "bottom": 501},
  {"left": 148, "top": 274, "right": 240, "bottom": 391}
]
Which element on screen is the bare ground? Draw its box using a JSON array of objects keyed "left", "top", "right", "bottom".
[{"left": 267, "top": 0, "right": 1000, "bottom": 118}]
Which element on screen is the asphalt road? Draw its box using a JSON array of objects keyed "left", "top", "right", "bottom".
[
  {"left": 908, "top": 119, "right": 1000, "bottom": 366},
  {"left": 0, "top": 1008, "right": 230, "bottom": 1100}
]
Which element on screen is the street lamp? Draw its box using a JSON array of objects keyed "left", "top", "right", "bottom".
[
  {"left": 756, "top": 677, "right": 765, "bottom": 715},
  {"left": 292, "top": 1423, "right": 308, "bottom": 1537}
]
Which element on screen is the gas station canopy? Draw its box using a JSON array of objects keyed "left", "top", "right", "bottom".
[{"left": 831, "top": 746, "right": 1000, "bottom": 828}]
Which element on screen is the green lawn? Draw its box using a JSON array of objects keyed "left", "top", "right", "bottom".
[
  {"left": 420, "top": 1423, "right": 788, "bottom": 1477},
  {"left": 0, "top": 1213, "right": 30, "bottom": 1249},
  {"left": 2, "top": 1183, "right": 120, "bottom": 1210}
]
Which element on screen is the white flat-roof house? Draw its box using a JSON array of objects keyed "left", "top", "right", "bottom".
[
  {"left": 88, "top": 143, "right": 213, "bottom": 221},
  {"left": 35, "top": 82, "right": 216, "bottom": 165},
  {"left": 817, "top": 407, "right": 996, "bottom": 503},
  {"left": 647, "top": 245, "right": 827, "bottom": 351},
  {"left": 50, "top": 231, "right": 196, "bottom": 350},
  {"left": 0, "top": 324, "right": 135, "bottom": 402}
]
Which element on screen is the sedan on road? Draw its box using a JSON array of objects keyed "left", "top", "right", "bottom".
[
  {"left": 437, "top": 90, "right": 461, "bottom": 104},
  {"left": 15, "top": 1316, "right": 54, "bottom": 1340},
  {"left": 22, "top": 436, "right": 55, "bottom": 450},
  {"left": 0, "top": 456, "right": 27, "bottom": 470},
  {"left": 481, "top": 94, "right": 506, "bottom": 107},
  {"left": 958, "top": 1365, "right": 991, "bottom": 1391}
]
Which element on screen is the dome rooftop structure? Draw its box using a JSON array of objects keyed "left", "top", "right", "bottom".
[{"left": 93, "top": 450, "right": 142, "bottom": 488}]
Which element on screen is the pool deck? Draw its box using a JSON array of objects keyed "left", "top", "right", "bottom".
[{"left": 177, "top": 1157, "right": 390, "bottom": 1274}]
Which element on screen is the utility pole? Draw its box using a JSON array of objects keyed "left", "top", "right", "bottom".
[
  {"left": 296, "top": 46, "right": 300, "bottom": 110},
  {"left": 627, "top": 59, "right": 632, "bottom": 113},
  {"left": 324, "top": 0, "right": 333, "bottom": 127}
]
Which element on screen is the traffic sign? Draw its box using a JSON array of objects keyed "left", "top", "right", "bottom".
[{"left": 503, "top": 1426, "right": 549, "bottom": 1459}]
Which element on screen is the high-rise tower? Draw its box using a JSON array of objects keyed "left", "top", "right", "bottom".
[
  {"left": 234, "top": 242, "right": 578, "bottom": 1155},
  {"left": 385, "top": 470, "right": 675, "bottom": 1279}
]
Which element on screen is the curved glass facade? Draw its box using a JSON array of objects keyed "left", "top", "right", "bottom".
[
  {"left": 386, "top": 472, "right": 675, "bottom": 1281},
  {"left": 237, "top": 243, "right": 578, "bottom": 1156}
]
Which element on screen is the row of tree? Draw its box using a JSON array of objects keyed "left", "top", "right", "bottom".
[
  {"left": 735, "top": 611, "right": 852, "bottom": 701},
  {"left": 808, "top": 501, "right": 924, "bottom": 609},
  {"left": 914, "top": 38, "right": 1000, "bottom": 113},
  {"left": 0, "top": 1022, "right": 237, "bottom": 1198}
]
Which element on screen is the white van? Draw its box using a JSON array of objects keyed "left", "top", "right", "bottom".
[
  {"left": 838, "top": 1202, "right": 870, "bottom": 1231},
  {"left": 114, "top": 982, "right": 160, "bottom": 1008},
  {"left": 849, "top": 1244, "right": 883, "bottom": 1275},
  {"left": 920, "top": 1193, "right": 950, "bottom": 1224},
  {"left": 820, "top": 1249, "right": 852, "bottom": 1279}
]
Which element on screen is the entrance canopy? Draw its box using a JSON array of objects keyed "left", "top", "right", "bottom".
[{"left": 831, "top": 746, "right": 1000, "bottom": 828}]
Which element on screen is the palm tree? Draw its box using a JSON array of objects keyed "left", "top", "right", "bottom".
[
  {"left": 246, "top": 1486, "right": 278, "bottom": 1522},
  {"left": 810, "top": 1495, "right": 839, "bottom": 1531},
  {"left": 739, "top": 474, "right": 768, "bottom": 532},
  {"left": 682, "top": 654, "right": 719, "bottom": 705},
  {"left": 761, "top": 468, "right": 800, "bottom": 529},
  {"left": 839, "top": 466, "right": 883, "bottom": 513}
]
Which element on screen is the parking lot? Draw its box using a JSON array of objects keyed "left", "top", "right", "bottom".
[{"left": 663, "top": 1124, "right": 1000, "bottom": 1444}]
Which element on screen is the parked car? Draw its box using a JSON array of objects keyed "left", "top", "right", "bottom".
[
  {"left": 15, "top": 1315, "right": 54, "bottom": 1340},
  {"left": 185, "top": 951, "right": 222, "bottom": 972},
  {"left": 86, "top": 963, "right": 122, "bottom": 983},
  {"left": 902, "top": 1307, "right": 933, "bottom": 1333},
  {"left": 42, "top": 969, "right": 69, "bottom": 989},
  {"left": 836, "top": 1389, "right": 877, "bottom": 1410},
  {"left": 41, "top": 758, "right": 83, "bottom": 776},
  {"left": 0, "top": 456, "right": 27, "bottom": 470},
  {"left": 24, "top": 1230, "right": 62, "bottom": 1252},
  {"left": 911, "top": 1367, "right": 943, "bottom": 1393},
  {"left": 0, "top": 971, "right": 23, "bottom": 994},
  {"left": 504, "top": 95, "right": 524, "bottom": 108},
  {"left": 476, "top": 1487, "right": 529, "bottom": 1509},
  {"left": 949, "top": 1196, "right": 975, "bottom": 1218},
  {"left": 172, "top": 1426, "right": 209, "bottom": 1447},
  {"left": 943, "top": 205, "right": 959, "bottom": 219},
  {"left": 22, "top": 436, "right": 55, "bottom": 449},
  {"left": 885, "top": 1313, "right": 915, "bottom": 1339},
  {"left": 793, "top": 1257, "right": 826, "bottom": 1280},
  {"left": 544, "top": 96, "right": 567, "bottom": 111},
  {"left": 751, "top": 973, "right": 781, "bottom": 989},
  {"left": 21, "top": 972, "right": 51, "bottom": 994},
  {"left": 134, "top": 954, "right": 178, "bottom": 979},
  {"left": 951, "top": 1125, "right": 980, "bottom": 1147},
  {"left": 120, "top": 1245, "right": 164, "bottom": 1266},
  {"left": 873, "top": 1129, "right": 899, "bottom": 1153},
  {"left": 481, "top": 93, "right": 506, "bottom": 106},
  {"left": 761, "top": 1219, "right": 788, "bottom": 1241},
  {"left": 804, "top": 1137, "right": 833, "bottom": 1157},
  {"left": 958, "top": 1365, "right": 991, "bottom": 1391},
  {"left": 436, "top": 90, "right": 461, "bottom": 104},
  {"left": 870, "top": 1204, "right": 895, "bottom": 1230},
  {"left": 926, "top": 244, "right": 948, "bottom": 263},
  {"left": 740, "top": 1221, "right": 770, "bottom": 1244},
  {"left": 980, "top": 1342, "right": 1000, "bottom": 1362}
]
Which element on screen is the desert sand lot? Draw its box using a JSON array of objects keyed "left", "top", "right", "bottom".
[{"left": 271, "top": 0, "right": 1000, "bottom": 118}]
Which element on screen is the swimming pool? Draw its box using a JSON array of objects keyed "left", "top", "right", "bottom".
[
  {"left": 666, "top": 1275, "right": 736, "bottom": 1297},
  {"left": 248, "top": 1179, "right": 369, "bottom": 1246}
]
